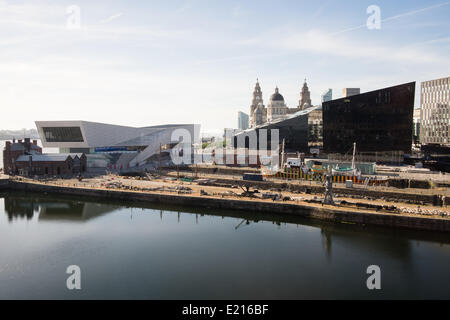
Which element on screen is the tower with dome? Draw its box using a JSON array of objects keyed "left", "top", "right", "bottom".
[{"left": 249, "top": 78, "right": 313, "bottom": 127}]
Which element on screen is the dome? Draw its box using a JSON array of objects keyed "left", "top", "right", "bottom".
[{"left": 270, "top": 87, "right": 284, "bottom": 101}]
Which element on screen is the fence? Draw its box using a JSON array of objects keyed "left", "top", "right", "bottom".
[{"left": 262, "top": 167, "right": 388, "bottom": 186}]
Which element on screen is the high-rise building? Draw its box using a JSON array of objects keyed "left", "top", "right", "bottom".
[
  {"left": 321, "top": 89, "right": 332, "bottom": 103},
  {"left": 342, "top": 88, "right": 360, "bottom": 97},
  {"left": 413, "top": 108, "right": 421, "bottom": 145},
  {"left": 323, "top": 82, "right": 415, "bottom": 154},
  {"left": 308, "top": 108, "right": 323, "bottom": 147},
  {"left": 238, "top": 111, "right": 249, "bottom": 130},
  {"left": 420, "top": 76, "right": 450, "bottom": 146}
]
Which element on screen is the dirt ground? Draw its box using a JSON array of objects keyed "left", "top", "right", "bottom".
[{"left": 13, "top": 173, "right": 449, "bottom": 220}]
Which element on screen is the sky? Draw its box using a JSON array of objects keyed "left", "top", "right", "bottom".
[{"left": 0, "top": 0, "right": 449, "bottom": 134}]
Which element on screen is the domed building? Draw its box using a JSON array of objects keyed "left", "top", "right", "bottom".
[
  {"left": 267, "top": 87, "right": 288, "bottom": 122},
  {"left": 249, "top": 78, "right": 313, "bottom": 127}
]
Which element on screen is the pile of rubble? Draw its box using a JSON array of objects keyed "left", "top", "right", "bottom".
[
  {"left": 103, "top": 181, "right": 193, "bottom": 194},
  {"left": 398, "top": 206, "right": 449, "bottom": 217}
]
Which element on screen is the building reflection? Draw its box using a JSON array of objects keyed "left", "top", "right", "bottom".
[
  {"left": 321, "top": 228, "right": 332, "bottom": 261},
  {"left": 4, "top": 197, "right": 37, "bottom": 221},
  {"left": 3, "top": 196, "right": 120, "bottom": 222},
  {"left": 3, "top": 194, "right": 446, "bottom": 266}
]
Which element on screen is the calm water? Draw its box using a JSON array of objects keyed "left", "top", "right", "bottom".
[{"left": 0, "top": 192, "right": 450, "bottom": 299}]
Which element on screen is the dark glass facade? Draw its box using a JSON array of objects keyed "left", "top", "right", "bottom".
[
  {"left": 322, "top": 82, "right": 415, "bottom": 154},
  {"left": 233, "top": 112, "right": 309, "bottom": 152},
  {"left": 43, "top": 127, "right": 84, "bottom": 142}
]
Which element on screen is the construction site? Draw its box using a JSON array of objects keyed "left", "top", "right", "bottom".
[{"left": 2, "top": 158, "right": 449, "bottom": 233}]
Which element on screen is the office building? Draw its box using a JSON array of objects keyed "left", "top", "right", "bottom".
[
  {"left": 238, "top": 111, "right": 249, "bottom": 130},
  {"left": 234, "top": 106, "right": 320, "bottom": 153},
  {"left": 420, "top": 76, "right": 450, "bottom": 146},
  {"left": 342, "top": 88, "right": 360, "bottom": 97},
  {"left": 413, "top": 108, "right": 421, "bottom": 145},
  {"left": 321, "top": 89, "right": 332, "bottom": 103},
  {"left": 323, "top": 82, "right": 415, "bottom": 154}
]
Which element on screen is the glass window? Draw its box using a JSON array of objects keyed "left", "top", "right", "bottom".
[{"left": 43, "top": 127, "right": 84, "bottom": 142}]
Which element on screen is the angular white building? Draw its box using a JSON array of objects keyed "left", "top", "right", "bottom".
[{"left": 35, "top": 121, "right": 199, "bottom": 171}]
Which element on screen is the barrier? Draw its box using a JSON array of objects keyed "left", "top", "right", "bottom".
[{"left": 262, "top": 167, "right": 388, "bottom": 186}]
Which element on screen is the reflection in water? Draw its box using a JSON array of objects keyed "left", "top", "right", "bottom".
[
  {"left": 4, "top": 197, "right": 37, "bottom": 221},
  {"left": 4, "top": 195, "right": 121, "bottom": 222},
  {"left": 321, "top": 228, "right": 332, "bottom": 261},
  {"left": 2, "top": 192, "right": 432, "bottom": 264},
  {"left": 1, "top": 193, "right": 450, "bottom": 300}
]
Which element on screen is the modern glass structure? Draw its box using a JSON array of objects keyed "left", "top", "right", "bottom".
[
  {"left": 321, "top": 89, "right": 332, "bottom": 103},
  {"left": 43, "top": 127, "right": 84, "bottom": 142},
  {"left": 233, "top": 107, "right": 319, "bottom": 152},
  {"left": 322, "top": 82, "right": 415, "bottom": 154},
  {"left": 35, "top": 121, "right": 199, "bottom": 170},
  {"left": 420, "top": 76, "right": 450, "bottom": 146},
  {"left": 238, "top": 111, "right": 249, "bottom": 130}
]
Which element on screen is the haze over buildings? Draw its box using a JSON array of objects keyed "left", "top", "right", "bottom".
[{"left": 0, "top": 1, "right": 449, "bottom": 132}]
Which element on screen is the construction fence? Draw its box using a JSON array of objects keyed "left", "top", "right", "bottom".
[{"left": 262, "top": 167, "right": 388, "bottom": 186}]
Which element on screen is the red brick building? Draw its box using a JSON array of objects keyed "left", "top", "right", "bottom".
[
  {"left": 14, "top": 153, "right": 87, "bottom": 176},
  {"left": 2, "top": 138, "right": 86, "bottom": 176},
  {"left": 3, "top": 138, "right": 42, "bottom": 174}
]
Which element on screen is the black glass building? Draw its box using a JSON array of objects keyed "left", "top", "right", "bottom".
[
  {"left": 322, "top": 82, "right": 415, "bottom": 154},
  {"left": 233, "top": 109, "right": 311, "bottom": 152}
]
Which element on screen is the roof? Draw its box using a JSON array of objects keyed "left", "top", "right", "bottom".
[
  {"left": 10, "top": 144, "right": 25, "bottom": 151},
  {"left": 270, "top": 87, "right": 284, "bottom": 101},
  {"left": 15, "top": 153, "right": 83, "bottom": 163},
  {"left": 270, "top": 93, "right": 284, "bottom": 101},
  {"left": 236, "top": 105, "right": 321, "bottom": 134}
]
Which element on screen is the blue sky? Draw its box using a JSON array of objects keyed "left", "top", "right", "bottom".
[{"left": 1, "top": 0, "right": 449, "bottom": 133}]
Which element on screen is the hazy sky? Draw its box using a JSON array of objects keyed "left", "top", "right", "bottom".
[{"left": 1, "top": 0, "right": 449, "bottom": 133}]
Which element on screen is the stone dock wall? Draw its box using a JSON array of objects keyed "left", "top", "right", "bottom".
[
  {"left": 191, "top": 176, "right": 449, "bottom": 206},
  {"left": 0, "top": 178, "right": 9, "bottom": 190},
  {"left": 4, "top": 180, "right": 450, "bottom": 233}
]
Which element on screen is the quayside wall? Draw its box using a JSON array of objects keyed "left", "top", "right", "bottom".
[
  {"left": 0, "top": 179, "right": 9, "bottom": 190},
  {"left": 4, "top": 180, "right": 450, "bottom": 233},
  {"left": 187, "top": 176, "right": 449, "bottom": 206}
]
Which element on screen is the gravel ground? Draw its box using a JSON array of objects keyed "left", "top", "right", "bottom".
[{"left": 15, "top": 174, "right": 449, "bottom": 219}]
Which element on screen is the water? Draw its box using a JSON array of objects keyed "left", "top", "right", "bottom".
[{"left": 0, "top": 192, "right": 450, "bottom": 299}]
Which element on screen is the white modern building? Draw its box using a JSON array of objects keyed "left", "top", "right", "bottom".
[{"left": 35, "top": 121, "right": 199, "bottom": 171}]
